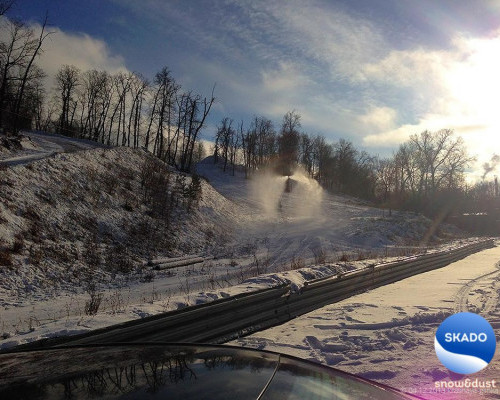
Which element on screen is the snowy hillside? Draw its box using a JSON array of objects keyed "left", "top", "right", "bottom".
[
  {"left": 0, "top": 139, "right": 467, "bottom": 349},
  {"left": 0, "top": 146, "right": 246, "bottom": 300}
]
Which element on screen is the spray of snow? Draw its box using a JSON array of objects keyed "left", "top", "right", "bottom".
[
  {"left": 249, "top": 166, "right": 324, "bottom": 220},
  {"left": 285, "top": 167, "right": 324, "bottom": 220},
  {"left": 249, "top": 170, "right": 287, "bottom": 217}
]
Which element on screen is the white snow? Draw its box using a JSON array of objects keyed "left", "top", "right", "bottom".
[
  {"left": 0, "top": 131, "right": 107, "bottom": 166},
  {"left": 0, "top": 136, "right": 471, "bottom": 357},
  {"left": 231, "top": 245, "right": 500, "bottom": 399}
]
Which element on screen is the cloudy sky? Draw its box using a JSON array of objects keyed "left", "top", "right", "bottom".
[{"left": 12, "top": 0, "right": 500, "bottom": 177}]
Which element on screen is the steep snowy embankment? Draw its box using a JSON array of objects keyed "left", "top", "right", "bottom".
[{"left": 0, "top": 147, "right": 244, "bottom": 299}]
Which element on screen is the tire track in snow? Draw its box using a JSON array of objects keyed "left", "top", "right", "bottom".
[{"left": 454, "top": 261, "right": 500, "bottom": 313}]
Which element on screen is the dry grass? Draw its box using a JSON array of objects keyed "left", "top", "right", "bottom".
[
  {"left": 290, "top": 256, "right": 305, "bottom": 270},
  {"left": 84, "top": 292, "right": 103, "bottom": 315},
  {"left": 338, "top": 253, "right": 349, "bottom": 262}
]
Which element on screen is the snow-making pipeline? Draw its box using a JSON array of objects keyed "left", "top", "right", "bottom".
[
  {"left": 146, "top": 255, "right": 210, "bottom": 270},
  {"left": 6, "top": 239, "right": 495, "bottom": 350}
]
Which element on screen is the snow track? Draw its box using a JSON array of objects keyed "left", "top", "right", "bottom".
[
  {"left": 0, "top": 131, "right": 107, "bottom": 166},
  {"left": 453, "top": 264, "right": 500, "bottom": 313}
]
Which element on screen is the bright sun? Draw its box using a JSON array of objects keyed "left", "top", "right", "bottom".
[{"left": 444, "top": 34, "right": 500, "bottom": 178}]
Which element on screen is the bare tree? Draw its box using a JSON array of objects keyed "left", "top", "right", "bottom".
[
  {"left": 241, "top": 120, "right": 256, "bottom": 177},
  {"left": 214, "top": 117, "right": 233, "bottom": 172},
  {"left": 375, "top": 158, "right": 397, "bottom": 215},
  {"left": 11, "top": 15, "right": 52, "bottom": 134},
  {"left": 312, "top": 135, "right": 332, "bottom": 187},
  {"left": 38, "top": 92, "right": 58, "bottom": 132},
  {"left": 79, "top": 69, "right": 109, "bottom": 139},
  {"left": 0, "top": 1, "right": 14, "bottom": 16},
  {"left": 105, "top": 73, "right": 126, "bottom": 145},
  {"left": 149, "top": 67, "right": 178, "bottom": 159},
  {"left": 240, "top": 116, "right": 276, "bottom": 177},
  {"left": 0, "top": 17, "right": 51, "bottom": 134},
  {"left": 56, "top": 65, "right": 80, "bottom": 135},
  {"left": 277, "top": 110, "right": 301, "bottom": 176},
  {"left": 300, "top": 133, "right": 313, "bottom": 176},
  {"left": 386, "top": 129, "right": 474, "bottom": 214},
  {"left": 278, "top": 111, "right": 301, "bottom": 175},
  {"left": 229, "top": 120, "right": 242, "bottom": 175},
  {"left": 117, "top": 72, "right": 131, "bottom": 146},
  {"left": 179, "top": 87, "right": 215, "bottom": 172},
  {"left": 333, "top": 139, "right": 357, "bottom": 192},
  {"left": 254, "top": 116, "right": 275, "bottom": 168},
  {"left": 409, "top": 129, "right": 473, "bottom": 197},
  {"left": 92, "top": 71, "right": 113, "bottom": 143},
  {"left": 127, "top": 72, "right": 148, "bottom": 148},
  {"left": 14, "top": 64, "right": 45, "bottom": 130},
  {"left": 31, "top": 68, "right": 46, "bottom": 130}
]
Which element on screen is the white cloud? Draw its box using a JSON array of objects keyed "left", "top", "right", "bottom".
[
  {"left": 261, "top": 0, "right": 386, "bottom": 82},
  {"left": 361, "top": 30, "right": 500, "bottom": 171},
  {"left": 362, "top": 48, "right": 451, "bottom": 87},
  {"left": 30, "top": 23, "right": 129, "bottom": 86},
  {"left": 261, "top": 62, "right": 308, "bottom": 93},
  {"left": 192, "top": 59, "right": 313, "bottom": 122},
  {"left": 359, "top": 106, "right": 398, "bottom": 133}
]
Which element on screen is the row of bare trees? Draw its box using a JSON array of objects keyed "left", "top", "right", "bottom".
[
  {"left": 0, "top": 7, "right": 213, "bottom": 172},
  {"left": 213, "top": 111, "right": 479, "bottom": 218},
  {"left": 51, "top": 65, "right": 213, "bottom": 171},
  {"left": 214, "top": 110, "right": 378, "bottom": 199},
  {"left": 374, "top": 129, "right": 474, "bottom": 215}
]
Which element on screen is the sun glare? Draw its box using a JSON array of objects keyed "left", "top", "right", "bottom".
[{"left": 445, "top": 34, "right": 500, "bottom": 168}]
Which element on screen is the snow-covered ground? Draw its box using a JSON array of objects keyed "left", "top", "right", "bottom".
[
  {"left": 231, "top": 244, "right": 500, "bottom": 399},
  {"left": 0, "top": 131, "right": 107, "bottom": 166},
  {"left": 0, "top": 134, "right": 468, "bottom": 351},
  {"left": 197, "top": 157, "right": 463, "bottom": 266}
]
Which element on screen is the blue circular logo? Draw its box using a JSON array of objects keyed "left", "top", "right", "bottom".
[{"left": 435, "top": 312, "right": 496, "bottom": 374}]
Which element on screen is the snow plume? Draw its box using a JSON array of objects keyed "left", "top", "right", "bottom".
[
  {"left": 249, "top": 166, "right": 323, "bottom": 220},
  {"left": 286, "top": 167, "right": 324, "bottom": 219},
  {"left": 482, "top": 154, "right": 500, "bottom": 179},
  {"left": 250, "top": 170, "right": 287, "bottom": 217}
]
